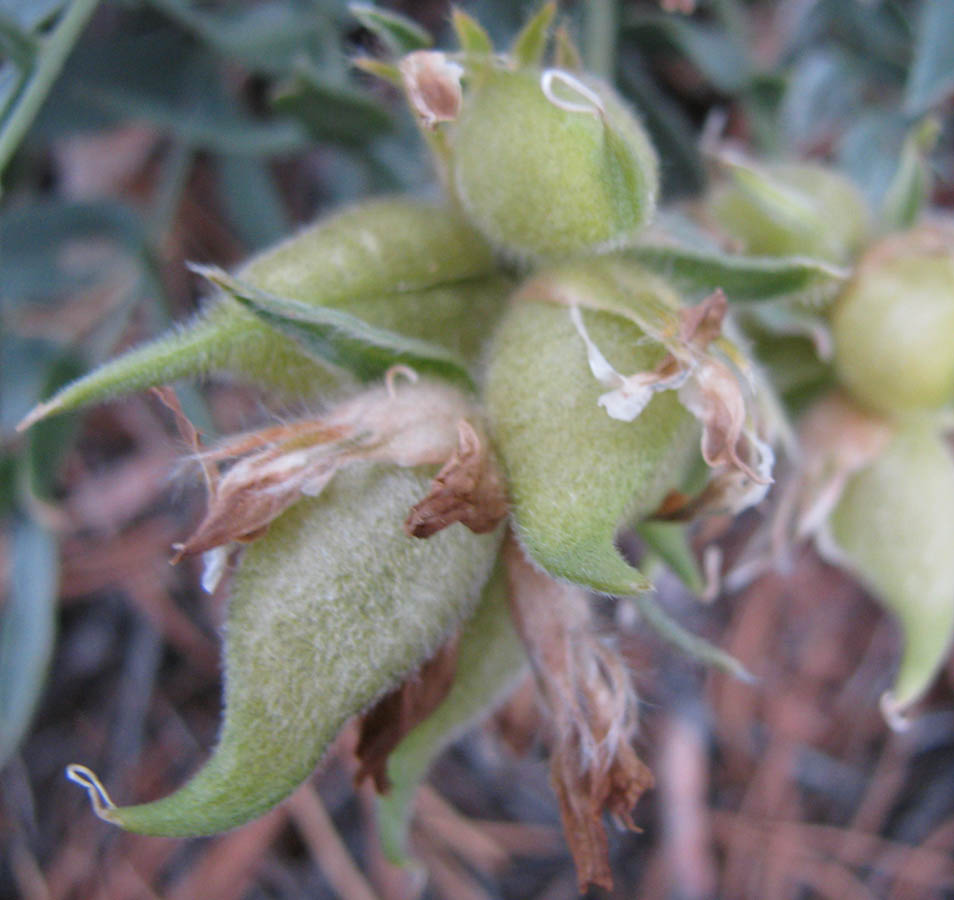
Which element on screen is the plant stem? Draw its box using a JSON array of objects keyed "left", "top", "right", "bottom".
[
  {"left": 584, "top": 0, "right": 617, "bottom": 82},
  {"left": 0, "top": 0, "right": 101, "bottom": 185}
]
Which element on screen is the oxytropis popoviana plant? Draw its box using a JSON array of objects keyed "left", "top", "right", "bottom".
[{"left": 17, "top": 3, "right": 818, "bottom": 891}]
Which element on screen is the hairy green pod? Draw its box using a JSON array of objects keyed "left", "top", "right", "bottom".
[
  {"left": 708, "top": 161, "right": 870, "bottom": 264},
  {"left": 832, "top": 231, "right": 954, "bottom": 415},
  {"left": 74, "top": 464, "right": 501, "bottom": 835},
  {"left": 377, "top": 562, "right": 525, "bottom": 863},
  {"left": 452, "top": 67, "right": 658, "bottom": 260},
  {"left": 829, "top": 420, "right": 954, "bottom": 722},
  {"left": 22, "top": 199, "right": 501, "bottom": 426},
  {"left": 484, "top": 278, "right": 697, "bottom": 596}
]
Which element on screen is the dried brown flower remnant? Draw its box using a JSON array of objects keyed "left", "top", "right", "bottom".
[
  {"left": 355, "top": 638, "right": 460, "bottom": 792},
  {"left": 173, "top": 378, "right": 478, "bottom": 559},
  {"left": 405, "top": 420, "right": 508, "bottom": 538},
  {"left": 504, "top": 537, "right": 653, "bottom": 892},
  {"left": 399, "top": 51, "right": 464, "bottom": 129}
]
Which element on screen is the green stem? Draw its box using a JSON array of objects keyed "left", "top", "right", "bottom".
[
  {"left": 0, "top": 0, "right": 101, "bottom": 184},
  {"left": 628, "top": 592, "right": 755, "bottom": 682},
  {"left": 583, "top": 0, "right": 617, "bottom": 82}
]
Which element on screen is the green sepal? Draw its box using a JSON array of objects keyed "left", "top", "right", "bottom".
[
  {"left": 198, "top": 266, "right": 476, "bottom": 390},
  {"left": 485, "top": 279, "right": 698, "bottom": 597},
  {"left": 510, "top": 1, "right": 556, "bottom": 68},
  {"left": 69, "top": 464, "right": 502, "bottom": 836},
  {"left": 829, "top": 420, "right": 954, "bottom": 724},
  {"left": 635, "top": 520, "right": 704, "bottom": 594},
  {"left": 622, "top": 242, "right": 849, "bottom": 307},
  {"left": 349, "top": 3, "right": 433, "bottom": 57},
  {"left": 376, "top": 561, "right": 525, "bottom": 864},
  {"left": 451, "top": 8, "right": 493, "bottom": 57}
]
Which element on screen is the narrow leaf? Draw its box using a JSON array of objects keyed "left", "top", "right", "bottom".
[
  {"left": 69, "top": 465, "right": 501, "bottom": 835},
  {"left": 272, "top": 64, "right": 393, "bottom": 146},
  {"left": 904, "top": 0, "right": 954, "bottom": 115},
  {"left": 880, "top": 118, "right": 940, "bottom": 232},
  {"left": 623, "top": 243, "right": 849, "bottom": 305},
  {"left": 349, "top": 3, "right": 432, "bottom": 57},
  {"left": 200, "top": 266, "right": 476, "bottom": 389},
  {"left": 510, "top": 1, "right": 556, "bottom": 68},
  {"left": 0, "top": 519, "right": 58, "bottom": 765}
]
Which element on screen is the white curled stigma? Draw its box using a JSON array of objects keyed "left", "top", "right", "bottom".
[
  {"left": 66, "top": 764, "right": 116, "bottom": 821},
  {"left": 541, "top": 69, "right": 605, "bottom": 118}
]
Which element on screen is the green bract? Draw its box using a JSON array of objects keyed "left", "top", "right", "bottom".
[
  {"left": 452, "top": 66, "right": 658, "bottom": 260},
  {"left": 828, "top": 419, "right": 954, "bottom": 725},
  {"left": 832, "top": 228, "right": 954, "bottom": 415},
  {"left": 708, "top": 160, "right": 870, "bottom": 264}
]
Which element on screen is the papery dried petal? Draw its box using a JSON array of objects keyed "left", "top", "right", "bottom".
[
  {"left": 176, "top": 380, "right": 475, "bottom": 558},
  {"left": 405, "top": 420, "right": 508, "bottom": 538},
  {"left": 504, "top": 537, "right": 652, "bottom": 892},
  {"left": 399, "top": 51, "right": 464, "bottom": 129}
]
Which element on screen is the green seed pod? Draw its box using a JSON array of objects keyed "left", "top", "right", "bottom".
[
  {"left": 828, "top": 419, "right": 954, "bottom": 725},
  {"left": 831, "top": 227, "right": 954, "bottom": 415},
  {"left": 69, "top": 464, "right": 501, "bottom": 836},
  {"left": 452, "top": 66, "right": 658, "bottom": 261},
  {"left": 707, "top": 160, "right": 870, "bottom": 264},
  {"left": 376, "top": 562, "right": 525, "bottom": 863},
  {"left": 21, "top": 198, "right": 501, "bottom": 427},
  {"left": 484, "top": 267, "right": 698, "bottom": 596}
]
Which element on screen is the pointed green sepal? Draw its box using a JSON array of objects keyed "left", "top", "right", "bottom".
[
  {"left": 376, "top": 562, "right": 525, "bottom": 863},
  {"left": 68, "top": 464, "right": 501, "bottom": 836},
  {"left": 451, "top": 8, "right": 493, "bottom": 57},
  {"left": 553, "top": 24, "right": 583, "bottom": 72},
  {"left": 510, "top": 1, "right": 556, "bottom": 68}
]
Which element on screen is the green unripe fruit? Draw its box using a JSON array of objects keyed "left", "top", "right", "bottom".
[
  {"left": 485, "top": 266, "right": 697, "bottom": 596},
  {"left": 709, "top": 162, "right": 870, "bottom": 263},
  {"left": 77, "top": 463, "right": 501, "bottom": 836},
  {"left": 829, "top": 419, "right": 954, "bottom": 722},
  {"left": 452, "top": 67, "right": 658, "bottom": 261},
  {"left": 832, "top": 229, "right": 954, "bottom": 415}
]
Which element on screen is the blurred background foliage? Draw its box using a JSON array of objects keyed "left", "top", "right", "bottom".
[{"left": 1, "top": 1, "right": 953, "bottom": 898}]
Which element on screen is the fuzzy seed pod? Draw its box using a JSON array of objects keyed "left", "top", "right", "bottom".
[
  {"left": 831, "top": 227, "right": 954, "bottom": 415},
  {"left": 21, "top": 198, "right": 502, "bottom": 427},
  {"left": 708, "top": 161, "right": 870, "bottom": 264},
  {"left": 484, "top": 266, "right": 698, "bottom": 596},
  {"left": 70, "top": 463, "right": 502, "bottom": 836},
  {"left": 452, "top": 67, "right": 658, "bottom": 261},
  {"left": 828, "top": 419, "right": 954, "bottom": 725}
]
